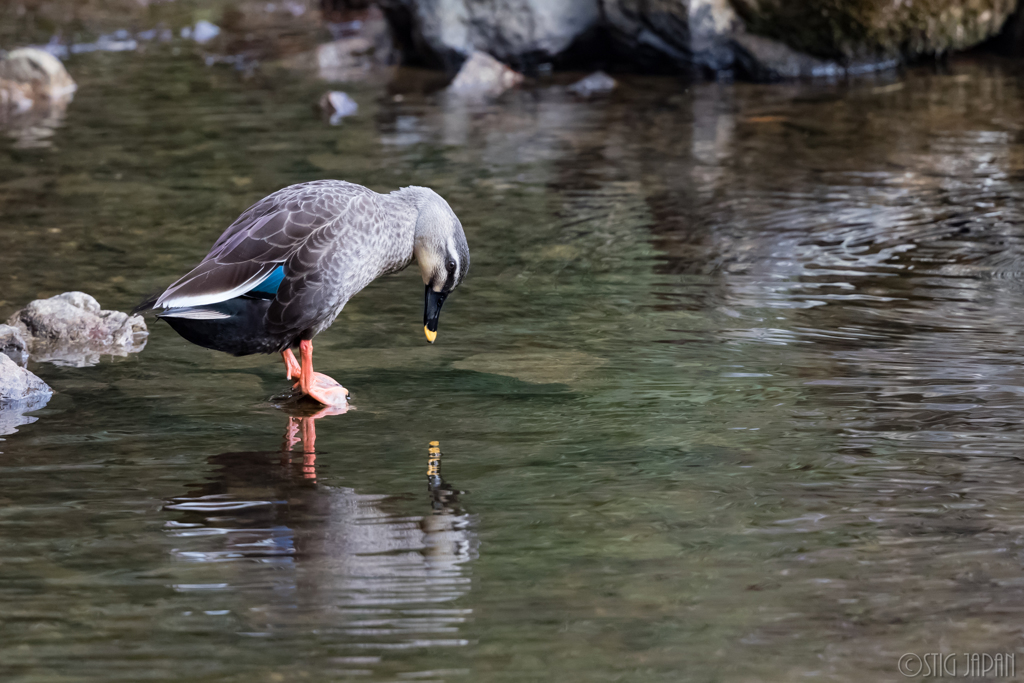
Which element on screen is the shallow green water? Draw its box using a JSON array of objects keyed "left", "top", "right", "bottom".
[{"left": 5, "top": 46, "right": 1024, "bottom": 682}]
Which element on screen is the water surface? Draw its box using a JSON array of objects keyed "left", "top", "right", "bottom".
[{"left": 4, "top": 47, "right": 1024, "bottom": 682}]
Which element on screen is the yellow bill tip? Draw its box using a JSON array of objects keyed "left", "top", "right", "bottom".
[{"left": 424, "top": 326, "right": 437, "bottom": 343}]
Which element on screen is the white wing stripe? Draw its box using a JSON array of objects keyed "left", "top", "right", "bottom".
[
  {"left": 157, "top": 264, "right": 280, "bottom": 309},
  {"left": 157, "top": 307, "right": 232, "bottom": 320}
]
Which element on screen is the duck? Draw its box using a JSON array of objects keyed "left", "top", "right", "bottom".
[{"left": 135, "top": 180, "right": 470, "bottom": 406}]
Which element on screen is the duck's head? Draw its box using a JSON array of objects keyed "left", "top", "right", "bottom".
[{"left": 411, "top": 189, "right": 470, "bottom": 343}]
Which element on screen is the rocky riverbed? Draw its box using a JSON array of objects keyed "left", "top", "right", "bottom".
[{"left": 3, "top": 0, "right": 1024, "bottom": 84}]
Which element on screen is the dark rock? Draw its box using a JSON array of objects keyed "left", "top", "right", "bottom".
[
  {"left": 731, "top": 0, "right": 1015, "bottom": 62},
  {"left": 988, "top": 3, "right": 1024, "bottom": 56},
  {"left": 0, "top": 324, "right": 28, "bottom": 367},
  {"left": 567, "top": 70, "right": 617, "bottom": 96},
  {"left": 601, "top": 0, "right": 899, "bottom": 80},
  {"left": 447, "top": 50, "right": 525, "bottom": 98},
  {"left": 380, "top": 0, "right": 601, "bottom": 69},
  {"left": 5, "top": 292, "right": 148, "bottom": 367},
  {"left": 733, "top": 31, "right": 899, "bottom": 80},
  {"left": 602, "top": 0, "right": 740, "bottom": 73},
  {"left": 732, "top": 32, "right": 840, "bottom": 80}
]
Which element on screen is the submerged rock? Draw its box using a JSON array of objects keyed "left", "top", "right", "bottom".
[
  {"left": 319, "top": 90, "right": 359, "bottom": 124},
  {"left": 0, "top": 325, "right": 29, "bottom": 367},
  {"left": 447, "top": 51, "right": 524, "bottom": 98},
  {"left": 0, "top": 79, "right": 33, "bottom": 113},
  {"left": 380, "top": 0, "right": 600, "bottom": 68},
  {"left": 567, "top": 70, "right": 617, "bottom": 96},
  {"left": 0, "top": 48, "right": 76, "bottom": 147},
  {"left": 0, "top": 48, "right": 77, "bottom": 99},
  {"left": 5, "top": 292, "right": 148, "bottom": 367}
]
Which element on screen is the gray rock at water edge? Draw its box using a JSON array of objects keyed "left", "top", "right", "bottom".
[
  {"left": 0, "top": 353, "right": 52, "bottom": 405},
  {"left": 380, "top": 0, "right": 600, "bottom": 68},
  {"left": 0, "top": 352, "right": 51, "bottom": 439},
  {"left": 731, "top": 32, "right": 838, "bottom": 80},
  {"left": 447, "top": 51, "right": 524, "bottom": 98},
  {"left": 5, "top": 291, "right": 148, "bottom": 367},
  {"left": 567, "top": 70, "right": 617, "bottom": 96},
  {"left": 319, "top": 91, "right": 358, "bottom": 125},
  {"left": 731, "top": 32, "right": 898, "bottom": 81},
  {"left": 0, "top": 48, "right": 76, "bottom": 99},
  {"left": 0, "top": 324, "right": 28, "bottom": 367}
]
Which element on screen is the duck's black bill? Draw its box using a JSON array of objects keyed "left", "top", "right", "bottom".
[{"left": 424, "top": 286, "right": 448, "bottom": 343}]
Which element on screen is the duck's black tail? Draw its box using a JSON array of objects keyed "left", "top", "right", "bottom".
[
  {"left": 131, "top": 293, "right": 161, "bottom": 316},
  {"left": 157, "top": 297, "right": 281, "bottom": 356}
]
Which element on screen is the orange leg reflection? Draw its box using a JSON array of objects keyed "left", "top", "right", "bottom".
[
  {"left": 283, "top": 417, "right": 317, "bottom": 479},
  {"left": 280, "top": 401, "right": 348, "bottom": 479}
]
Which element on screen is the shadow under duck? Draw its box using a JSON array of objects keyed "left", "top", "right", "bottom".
[{"left": 135, "top": 180, "right": 470, "bottom": 406}]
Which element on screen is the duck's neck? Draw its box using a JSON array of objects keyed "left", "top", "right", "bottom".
[
  {"left": 385, "top": 187, "right": 432, "bottom": 272},
  {"left": 376, "top": 187, "right": 429, "bottom": 275}
]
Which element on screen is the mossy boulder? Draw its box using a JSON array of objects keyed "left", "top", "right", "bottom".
[{"left": 730, "top": 0, "right": 1016, "bottom": 61}]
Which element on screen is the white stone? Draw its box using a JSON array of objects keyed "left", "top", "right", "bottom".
[
  {"left": 568, "top": 70, "right": 617, "bottom": 96},
  {"left": 447, "top": 51, "right": 524, "bottom": 98}
]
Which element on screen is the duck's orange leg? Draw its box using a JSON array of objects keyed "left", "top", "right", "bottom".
[
  {"left": 282, "top": 349, "right": 301, "bottom": 380},
  {"left": 297, "top": 339, "right": 349, "bottom": 407}
]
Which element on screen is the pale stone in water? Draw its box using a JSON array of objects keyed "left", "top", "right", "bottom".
[
  {"left": 192, "top": 20, "right": 221, "bottom": 44},
  {"left": 0, "top": 353, "right": 52, "bottom": 405},
  {"left": 568, "top": 70, "right": 617, "bottom": 96},
  {"left": 0, "top": 48, "right": 77, "bottom": 99},
  {"left": 5, "top": 292, "right": 148, "bottom": 367},
  {"left": 319, "top": 91, "right": 358, "bottom": 125},
  {"left": 447, "top": 51, "right": 524, "bottom": 98}
]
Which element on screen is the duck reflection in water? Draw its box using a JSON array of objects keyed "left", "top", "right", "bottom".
[
  {"left": 277, "top": 397, "right": 351, "bottom": 477},
  {"left": 164, "top": 419, "right": 476, "bottom": 649}
]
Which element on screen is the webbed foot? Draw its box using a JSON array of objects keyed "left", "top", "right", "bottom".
[{"left": 296, "top": 371, "right": 349, "bottom": 408}]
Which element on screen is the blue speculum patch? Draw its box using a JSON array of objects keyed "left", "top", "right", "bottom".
[{"left": 248, "top": 265, "right": 285, "bottom": 295}]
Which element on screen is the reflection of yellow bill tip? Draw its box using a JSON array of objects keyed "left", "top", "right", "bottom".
[
  {"left": 424, "top": 326, "right": 437, "bottom": 343},
  {"left": 429, "top": 440, "right": 439, "bottom": 446}
]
